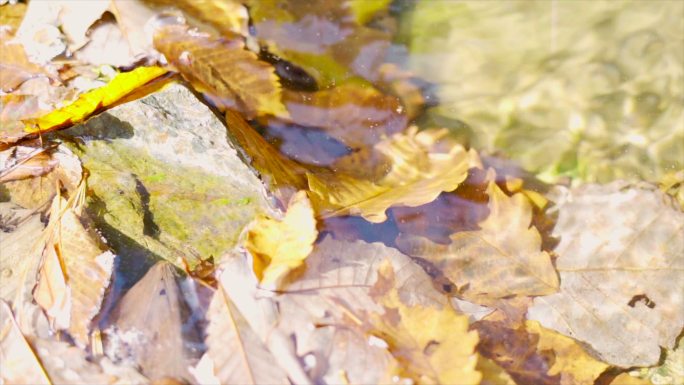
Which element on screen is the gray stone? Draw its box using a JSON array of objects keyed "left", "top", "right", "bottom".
[{"left": 59, "top": 83, "right": 275, "bottom": 277}]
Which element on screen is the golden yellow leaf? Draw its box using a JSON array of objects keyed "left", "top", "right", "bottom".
[
  {"left": 308, "top": 126, "right": 481, "bottom": 223},
  {"left": 33, "top": 182, "right": 114, "bottom": 346},
  {"left": 610, "top": 373, "right": 654, "bottom": 385},
  {"left": 526, "top": 320, "right": 609, "bottom": 385},
  {"left": 23, "top": 66, "right": 168, "bottom": 133},
  {"left": 245, "top": 191, "right": 317, "bottom": 286},
  {"left": 367, "top": 262, "right": 481, "bottom": 385},
  {"left": 397, "top": 171, "right": 559, "bottom": 300},
  {"left": 154, "top": 24, "right": 287, "bottom": 119},
  {"left": 477, "top": 356, "right": 516, "bottom": 385}
]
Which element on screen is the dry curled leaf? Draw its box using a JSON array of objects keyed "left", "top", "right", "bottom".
[
  {"left": 33, "top": 183, "right": 114, "bottom": 347},
  {"left": 397, "top": 171, "right": 559, "bottom": 301},
  {"left": 245, "top": 191, "right": 317, "bottom": 287},
  {"left": 308, "top": 126, "right": 481, "bottom": 223},
  {"left": 23, "top": 66, "right": 168, "bottom": 134},
  {"left": 527, "top": 182, "right": 684, "bottom": 367},
  {"left": 154, "top": 24, "right": 287, "bottom": 118}
]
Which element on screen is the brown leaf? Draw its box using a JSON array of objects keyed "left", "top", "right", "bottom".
[
  {"left": 278, "top": 84, "right": 407, "bottom": 149},
  {"left": 527, "top": 182, "right": 684, "bottom": 367},
  {"left": 154, "top": 24, "right": 287, "bottom": 118},
  {"left": 105, "top": 261, "right": 192, "bottom": 382},
  {"left": 397, "top": 171, "right": 559, "bottom": 300},
  {"left": 0, "top": 30, "right": 49, "bottom": 92},
  {"left": 144, "top": 0, "right": 249, "bottom": 37},
  {"left": 33, "top": 184, "right": 114, "bottom": 347}
]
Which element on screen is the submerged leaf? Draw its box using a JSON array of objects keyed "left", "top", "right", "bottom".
[
  {"left": 527, "top": 182, "right": 684, "bottom": 367},
  {"left": 308, "top": 126, "right": 481, "bottom": 222},
  {"left": 23, "top": 66, "right": 168, "bottom": 133},
  {"left": 154, "top": 24, "right": 287, "bottom": 118},
  {"left": 366, "top": 262, "right": 481, "bottom": 385},
  {"left": 278, "top": 84, "right": 407, "bottom": 148},
  {"left": 246, "top": 191, "right": 317, "bottom": 286},
  {"left": 397, "top": 172, "right": 559, "bottom": 300}
]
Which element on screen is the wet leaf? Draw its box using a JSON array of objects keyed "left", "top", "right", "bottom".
[
  {"left": 224, "top": 110, "right": 308, "bottom": 202},
  {"left": 144, "top": 0, "right": 249, "bottom": 37},
  {"left": 308, "top": 126, "right": 481, "bottom": 223},
  {"left": 245, "top": 191, "right": 317, "bottom": 287},
  {"left": 153, "top": 24, "right": 287, "bottom": 118},
  {"left": 526, "top": 320, "right": 609, "bottom": 385},
  {"left": 397, "top": 172, "right": 559, "bottom": 300},
  {"left": 105, "top": 261, "right": 192, "bottom": 382},
  {"left": 277, "top": 84, "right": 407, "bottom": 149},
  {"left": 33, "top": 183, "right": 115, "bottom": 347},
  {"left": 348, "top": 0, "right": 392, "bottom": 25},
  {"left": 23, "top": 66, "right": 169, "bottom": 134},
  {"left": 527, "top": 182, "right": 684, "bottom": 367},
  {"left": 366, "top": 262, "right": 481, "bottom": 385},
  {"left": 200, "top": 286, "right": 289, "bottom": 384},
  {"left": 0, "top": 301, "right": 51, "bottom": 385}
]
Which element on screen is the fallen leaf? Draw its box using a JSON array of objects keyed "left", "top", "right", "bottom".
[
  {"left": 246, "top": 191, "right": 317, "bottom": 287},
  {"left": 224, "top": 110, "right": 308, "bottom": 202},
  {"left": 153, "top": 24, "right": 287, "bottom": 118},
  {"left": 53, "top": 0, "right": 110, "bottom": 51},
  {"left": 0, "top": 29, "right": 50, "bottom": 92},
  {"left": 277, "top": 84, "right": 408, "bottom": 149},
  {"left": 474, "top": 320, "right": 559, "bottom": 385},
  {"left": 0, "top": 301, "right": 51, "bottom": 385},
  {"left": 307, "top": 126, "right": 481, "bottom": 223},
  {"left": 109, "top": 0, "right": 159, "bottom": 60},
  {"left": 73, "top": 12, "right": 142, "bottom": 68},
  {"left": 105, "top": 261, "right": 193, "bottom": 382},
  {"left": 144, "top": 0, "right": 249, "bottom": 37},
  {"left": 477, "top": 356, "right": 516, "bottom": 385},
  {"left": 347, "top": 0, "right": 392, "bottom": 25},
  {"left": 527, "top": 182, "right": 684, "bottom": 367},
  {"left": 0, "top": 2, "right": 27, "bottom": 30},
  {"left": 365, "top": 261, "right": 481, "bottom": 385},
  {"left": 23, "top": 65, "right": 168, "bottom": 134},
  {"left": 609, "top": 373, "right": 654, "bottom": 385},
  {"left": 526, "top": 320, "right": 609, "bottom": 385},
  {"left": 200, "top": 285, "right": 289, "bottom": 384},
  {"left": 33, "top": 182, "right": 115, "bottom": 346},
  {"left": 397, "top": 171, "right": 559, "bottom": 300}
]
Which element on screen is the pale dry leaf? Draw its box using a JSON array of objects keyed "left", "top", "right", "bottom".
[
  {"left": 105, "top": 261, "right": 192, "bottom": 382},
  {"left": 33, "top": 187, "right": 114, "bottom": 347},
  {"left": 308, "top": 126, "right": 481, "bottom": 223},
  {"left": 397, "top": 171, "right": 559, "bottom": 300},
  {"left": 527, "top": 182, "right": 684, "bottom": 367},
  {"left": 0, "top": 301, "right": 51, "bottom": 385},
  {"left": 202, "top": 286, "right": 289, "bottom": 384}
]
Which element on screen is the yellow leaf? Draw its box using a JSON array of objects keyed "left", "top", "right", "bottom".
[
  {"left": 23, "top": 66, "right": 168, "bottom": 133},
  {"left": 526, "top": 320, "right": 609, "bottom": 385},
  {"left": 610, "top": 373, "right": 654, "bottom": 385},
  {"left": 308, "top": 126, "right": 481, "bottom": 223},
  {"left": 397, "top": 170, "right": 560, "bottom": 300},
  {"left": 368, "top": 262, "right": 481, "bottom": 385},
  {"left": 154, "top": 24, "right": 287, "bottom": 119},
  {"left": 477, "top": 356, "right": 516, "bottom": 385},
  {"left": 245, "top": 191, "right": 317, "bottom": 286}
]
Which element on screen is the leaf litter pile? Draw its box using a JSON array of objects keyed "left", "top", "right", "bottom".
[{"left": 0, "top": 1, "right": 683, "bottom": 385}]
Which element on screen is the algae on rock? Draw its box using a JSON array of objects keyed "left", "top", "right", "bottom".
[{"left": 60, "top": 83, "right": 275, "bottom": 272}]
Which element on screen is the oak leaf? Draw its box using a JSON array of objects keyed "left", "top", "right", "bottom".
[
  {"left": 245, "top": 191, "right": 317, "bottom": 287},
  {"left": 366, "top": 262, "right": 481, "bottom": 385},
  {"left": 527, "top": 182, "right": 684, "bottom": 367},
  {"left": 23, "top": 66, "right": 168, "bottom": 133},
  {"left": 307, "top": 126, "right": 481, "bottom": 223},
  {"left": 153, "top": 24, "right": 287, "bottom": 118},
  {"left": 397, "top": 172, "right": 559, "bottom": 300}
]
